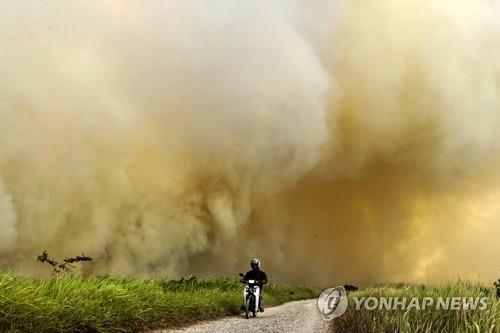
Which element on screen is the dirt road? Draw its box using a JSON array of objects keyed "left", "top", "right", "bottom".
[{"left": 155, "top": 299, "right": 331, "bottom": 333}]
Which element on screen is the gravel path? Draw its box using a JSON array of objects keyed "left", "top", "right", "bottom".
[{"left": 154, "top": 299, "right": 332, "bottom": 333}]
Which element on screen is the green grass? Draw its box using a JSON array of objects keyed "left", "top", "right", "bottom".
[
  {"left": 332, "top": 281, "right": 500, "bottom": 333},
  {"left": 0, "top": 272, "right": 319, "bottom": 333}
]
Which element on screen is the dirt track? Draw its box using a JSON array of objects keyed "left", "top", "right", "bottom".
[{"left": 155, "top": 299, "right": 332, "bottom": 333}]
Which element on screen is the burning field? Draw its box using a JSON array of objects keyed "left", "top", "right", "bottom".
[{"left": 0, "top": 0, "right": 500, "bottom": 286}]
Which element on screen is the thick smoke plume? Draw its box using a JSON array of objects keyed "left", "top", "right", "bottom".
[{"left": 0, "top": 0, "right": 499, "bottom": 285}]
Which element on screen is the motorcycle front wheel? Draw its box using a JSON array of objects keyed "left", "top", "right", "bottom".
[{"left": 245, "top": 295, "right": 254, "bottom": 319}]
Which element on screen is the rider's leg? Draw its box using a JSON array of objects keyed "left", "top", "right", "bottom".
[{"left": 259, "top": 286, "right": 264, "bottom": 311}]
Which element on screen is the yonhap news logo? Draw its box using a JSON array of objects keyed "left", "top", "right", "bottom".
[
  {"left": 316, "top": 286, "right": 489, "bottom": 321},
  {"left": 316, "top": 286, "right": 348, "bottom": 320}
]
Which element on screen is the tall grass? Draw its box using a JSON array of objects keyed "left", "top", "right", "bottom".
[
  {"left": 0, "top": 272, "right": 319, "bottom": 333},
  {"left": 332, "top": 282, "right": 500, "bottom": 333}
]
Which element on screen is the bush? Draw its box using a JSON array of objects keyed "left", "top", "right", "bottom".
[
  {"left": 332, "top": 281, "right": 500, "bottom": 333},
  {"left": 0, "top": 273, "right": 319, "bottom": 333}
]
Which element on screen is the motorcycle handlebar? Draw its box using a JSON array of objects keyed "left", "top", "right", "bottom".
[{"left": 240, "top": 279, "right": 266, "bottom": 284}]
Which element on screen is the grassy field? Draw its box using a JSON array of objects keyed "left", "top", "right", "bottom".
[
  {"left": 0, "top": 272, "right": 319, "bottom": 333},
  {"left": 332, "top": 282, "right": 500, "bottom": 333}
]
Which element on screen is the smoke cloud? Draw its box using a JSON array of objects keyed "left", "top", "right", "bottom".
[{"left": 0, "top": 0, "right": 499, "bottom": 285}]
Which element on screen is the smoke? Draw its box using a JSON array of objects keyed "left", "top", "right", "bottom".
[{"left": 0, "top": 0, "right": 499, "bottom": 285}]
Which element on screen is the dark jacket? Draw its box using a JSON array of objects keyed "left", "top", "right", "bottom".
[{"left": 244, "top": 269, "right": 268, "bottom": 288}]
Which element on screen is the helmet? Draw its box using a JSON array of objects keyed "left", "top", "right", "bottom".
[{"left": 250, "top": 258, "right": 260, "bottom": 270}]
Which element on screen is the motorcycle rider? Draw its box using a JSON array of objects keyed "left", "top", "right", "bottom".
[{"left": 243, "top": 258, "right": 268, "bottom": 312}]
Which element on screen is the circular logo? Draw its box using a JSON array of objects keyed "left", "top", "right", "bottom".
[{"left": 317, "top": 286, "right": 348, "bottom": 320}]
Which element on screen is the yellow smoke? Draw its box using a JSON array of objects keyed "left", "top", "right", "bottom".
[{"left": 0, "top": 0, "right": 499, "bottom": 285}]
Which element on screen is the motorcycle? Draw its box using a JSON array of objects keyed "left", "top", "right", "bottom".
[{"left": 239, "top": 273, "right": 262, "bottom": 319}]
